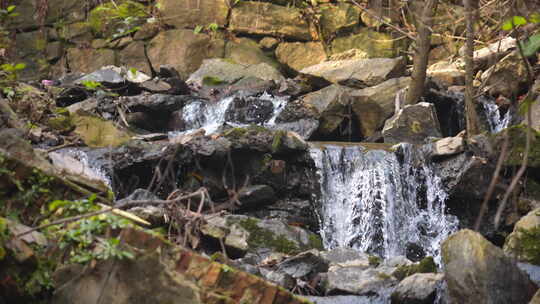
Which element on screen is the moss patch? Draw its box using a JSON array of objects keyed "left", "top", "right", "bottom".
[
  {"left": 513, "top": 227, "right": 540, "bottom": 265},
  {"left": 392, "top": 256, "right": 437, "bottom": 280},
  {"left": 238, "top": 218, "right": 301, "bottom": 255}
]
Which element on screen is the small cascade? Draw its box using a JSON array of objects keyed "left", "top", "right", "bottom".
[
  {"left": 55, "top": 148, "right": 112, "bottom": 187},
  {"left": 480, "top": 96, "right": 511, "bottom": 133},
  {"left": 169, "top": 92, "right": 288, "bottom": 137},
  {"left": 310, "top": 143, "right": 458, "bottom": 263}
]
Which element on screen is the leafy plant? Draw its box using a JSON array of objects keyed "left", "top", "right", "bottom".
[
  {"left": 0, "top": 63, "right": 26, "bottom": 97},
  {"left": 80, "top": 80, "right": 102, "bottom": 91},
  {"left": 502, "top": 13, "right": 540, "bottom": 57},
  {"left": 87, "top": 0, "right": 148, "bottom": 40}
]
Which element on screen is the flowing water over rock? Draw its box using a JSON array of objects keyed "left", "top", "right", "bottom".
[
  {"left": 480, "top": 96, "right": 511, "bottom": 133},
  {"left": 309, "top": 143, "right": 458, "bottom": 263}
]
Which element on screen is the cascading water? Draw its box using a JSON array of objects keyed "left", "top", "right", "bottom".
[
  {"left": 480, "top": 96, "right": 510, "bottom": 133},
  {"left": 169, "top": 92, "right": 288, "bottom": 137},
  {"left": 309, "top": 143, "right": 458, "bottom": 263},
  {"left": 53, "top": 148, "right": 112, "bottom": 187}
]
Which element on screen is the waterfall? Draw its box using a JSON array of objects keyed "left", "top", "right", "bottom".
[
  {"left": 480, "top": 96, "right": 511, "bottom": 133},
  {"left": 310, "top": 143, "right": 458, "bottom": 263},
  {"left": 169, "top": 92, "right": 288, "bottom": 137}
]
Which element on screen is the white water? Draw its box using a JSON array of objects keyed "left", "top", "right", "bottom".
[
  {"left": 168, "top": 92, "right": 288, "bottom": 138},
  {"left": 54, "top": 148, "right": 112, "bottom": 187},
  {"left": 480, "top": 97, "right": 510, "bottom": 133},
  {"left": 310, "top": 143, "right": 458, "bottom": 263}
]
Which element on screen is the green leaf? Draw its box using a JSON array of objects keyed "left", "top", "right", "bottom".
[
  {"left": 14, "top": 63, "right": 26, "bottom": 70},
  {"left": 520, "top": 33, "right": 540, "bottom": 57},
  {"left": 502, "top": 16, "right": 528, "bottom": 30},
  {"left": 530, "top": 13, "right": 540, "bottom": 24},
  {"left": 193, "top": 25, "right": 203, "bottom": 34},
  {"left": 6, "top": 5, "right": 15, "bottom": 13}
]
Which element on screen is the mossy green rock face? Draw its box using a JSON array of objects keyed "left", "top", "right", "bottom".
[
  {"left": 72, "top": 114, "right": 132, "bottom": 148},
  {"left": 504, "top": 208, "right": 540, "bottom": 265},
  {"left": 229, "top": 2, "right": 312, "bottom": 41},
  {"left": 442, "top": 229, "right": 538, "bottom": 304},
  {"left": 330, "top": 28, "right": 407, "bottom": 58},
  {"left": 275, "top": 42, "right": 327, "bottom": 72},
  {"left": 157, "top": 0, "right": 229, "bottom": 29}
]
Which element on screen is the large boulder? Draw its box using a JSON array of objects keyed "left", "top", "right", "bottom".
[
  {"left": 350, "top": 77, "right": 411, "bottom": 137},
  {"left": 504, "top": 208, "right": 540, "bottom": 265},
  {"left": 391, "top": 273, "right": 444, "bottom": 304},
  {"left": 442, "top": 229, "right": 538, "bottom": 304},
  {"left": 229, "top": 2, "right": 312, "bottom": 41},
  {"left": 147, "top": 29, "right": 224, "bottom": 79},
  {"left": 330, "top": 28, "right": 406, "bottom": 59},
  {"left": 319, "top": 3, "right": 360, "bottom": 39},
  {"left": 225, "top": 38, "right": 281, "bottom": 67},
  {"left": 186, "top": 58, "right": 284, "bottom": 87},
  {"left": 156, "top": 0, "right": 229, "bottom": 29},
  {"left": 275, "top": 42, "right": 327, "bottom": 72},
  {"left": 427, "top": 60, "right": 465, "bottom": 87},
  {"left": 323, "top": 265, "right": 398, "bottom": 296},
  {"left": 382, "top": 102, "right": 442, "bottom": 144},
  {"left": 66, "top": 48, "right": 116, "bottom": 74},
  {"left": 480, "top": 51, "right": 528, "bottom": 98},
  {"left": 297, "top": 84, "right": 351, "bottom": 135}
]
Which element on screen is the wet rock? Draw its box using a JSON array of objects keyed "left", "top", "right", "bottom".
[
  {"left": 518, "top": 262, "right": 540, "bottom": 286},
  {"left": 222, "top": 126, "right": 308, "bottom": 153},
  {"left": 273, "top": 119, "right": 320, "bottom": 140},
  {"left": 442, "top": 229, "right": 538, "bottom": 304},
  {"left": 260, "top": 269, "right": 296, "bottom": 289},
  {"left": 147, "top": 29, "right": 224, "bottom": 79},
  {"left": 245, "top": 199, "right": 317, "bottom": 230},
  {"left": 481, "top": 51, "right": 528, "bottom": 98},
  {"left": 391, "top": 273, "right": 444, "bottom": 304},
  {"left": 350, "top": 77, "right": 411, "bottom": 137},
  {"left": 224, "top": 96, "right": 275, "bottom": 124},
  {"left": 330, "top": 28, "right": 406, "bottom": 59},
  {"left": 229, "top": 2, "right": 311, "bottom": 41},
  {"left": 75, "top": 66, "right": 126, "bottom": 86},
  {"left": 300, "top": 57, "right": 406, "bottom": 89},
  {"left": 274, "top": 98, "right": 320, "bottom": 139},
  {"left": 201, "top": 214, "right": 323, "bottom": 258},
  {"left": 237, "top": 185, "right": 277, "bottom": 209},
  {"left": 382, "top": 102, "right": 442, "bottom": 144},
  {"left": 275, "top": 42, "right": 327, "bottom": 72},
  {"left": 48, "top": 151, "right": 109, "bottom": 186},
  {"left": 307, "top": 295, "right": 385, "bottom": 304},
  {"left": 504, "top": 208, "right": 540, "bottom": 264},
  {"left": 298, "top": 84, "right": 351, "bottom": 136},
  {"left": 157, "top": 0, "right": 229, "bottom": 29},
  {"left": 431, "top": 136, "right": 465, "bottom": 157},
  {"left": 277, "top": 250, "right": 328, "bottom": 279},
  {"left": 277, "top": 78, "right": 313, "bottom": 97},
  {"left": 187, "top": 58, "right": 284, "bottom": 88},
  {"left": 324, "top": 265, "right": 398, "bottom": 296},
  {"left": 319, "top": 247, "right": 371, "bottom": 267}
]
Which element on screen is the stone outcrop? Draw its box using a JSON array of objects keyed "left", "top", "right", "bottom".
[
  {"left": 504, "top": 208, "right": 540, "bottom": 265},
  {"left": 275, "top": 42, "right": 327, "bottom": 72},
  {"left": 442, "top": 229, "right": 538, "bottom": 304},
  {"left": 382, "top": 102, "right": 442, "bottom": 144},
  {"left": 330, "top": 28, "right": 406, "bottom": 59},
  {"left": 391, "top": 273, "right": 444, "bottom": 304},
  {"left": 157, "top": 0, "right": 229, "bottom": 29}
]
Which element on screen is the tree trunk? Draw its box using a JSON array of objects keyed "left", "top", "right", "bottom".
[
  {"left": 463, "top": 0, "right": 481, "bottom": 136},
  {"left": 405, "top": 0, "right": 439, "bottom": 105}
]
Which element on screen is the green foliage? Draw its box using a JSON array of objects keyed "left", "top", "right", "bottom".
[
  {"left": 502, "top": 13, "right": 540, "bottom": 57},
  {"left": 46, "top": 196, "right": 135, "bottom": 264},
  {"left": 80, "top": 80, "right": 102, "bottom": 91},
  {"left": 514, "top": 226, "right": 540, "bottom": 265},
  {"left": 88, "top": 0, "right": 148, "bottom": 39},
  {"left": 0, "top": 63, "right": 25, "bottom": 98}
]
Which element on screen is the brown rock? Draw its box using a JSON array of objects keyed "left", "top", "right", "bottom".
[
  {"left": 157, "top": 0, "right": 229, "bottom": 29},
  {"left": 275, "top": 42, "right": 327, "bottom": 72},
  {"left": 66, "top": 48, "right": 116, "bottom": 74}
]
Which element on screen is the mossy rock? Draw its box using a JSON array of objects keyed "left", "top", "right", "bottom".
[
  {"left": 72, "top": 114, "right": 132, "bottom": 148},
  {"left": 492, "top": 125, "right": 540, "bottom": 168},
  {"left": 392, "top": 256, "right": 437, "bottom": 281},
  {"left": 47, "top": 115, "right": 74, "bottom": 133}
]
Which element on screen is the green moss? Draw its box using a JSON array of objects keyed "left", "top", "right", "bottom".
[
  {"left": 514, "top": 227, "right": 540, "bottom": 265},
  {"left": 223, "top": 127, "right": 248, "bottom": 139},
  {"left": 238, "top": 218, "right": 300, "bottom": 255},
  {"left": 392, "top": 257, "right": 437, "bottom": 280},
  {"left": 495, "top": 125, "right": 540, "bottom": 168},
  {"left": 271, "top": 130, "right": 286, "bottom": 153},
  {"left": 308, "top": 234, "right": 324, "bottom": 250},
  {"left": 47, "top": 115, "right": 74, "bottom": 133},
  {"left": 410, "top": 121, "right": 422, "bottom": 133},
  {"left": 368, "top": 255, "right": 382, "bottom": 267}
]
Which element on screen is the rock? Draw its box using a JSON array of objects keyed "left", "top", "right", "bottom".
[
  {"left": 319, "top": 3, "right": 360, "bottom": 39},
  {"left": 66, "top": 48, "right": 116, "bottom": 74},
  {"left": 531, "top": 290, "right": 540, "bottom": 304},
  {"left": 116, "top": 189, "right": 165, "bottom": 225},
  {"left": 480, "top": 51, "right": 528, "bottom": 98},
  {"left": 229, "top": 2, "right": 312, "bottom": 41},
  {"left": 222, "top": 125, "right": 308, "bottom": 153},
  {"left": 383, "top": 102, "right": 442, "bottom": 144},
  {"left": 526, "top": 79, "right": 540, "bottom": 132},
  {"left": 300, "top": 57, "right": 406, "bottom": 89},
  {"left": 350, "top": 77, "right": 411, "bottom": 137},
  {"left": 427, "top": 60, "right": 465, "bottom": 87},
  {"left": 260, "top": 269, "right": 296, "bottom": 290},
  {"left": 391, "top": 273, "right": 444, "bottom": 304},
  {"left": 319, "top": 247, "right": 371, "bottom": 267},
  {"left": 518, "top": 262, "right": 540, "bottom": 286},
  {"left": 324, "top": 265, "right": 398, "bottom": 296},
  {"left": 118, "top": 41, "right": 152, "bottom": 75},
  {"left": 274, "top": 99, "right": 320, "bottom": 139},
  {"left": 147, "top": 29, "right": 224, "bottom": 79},
  {"left": 308, "top": 295, "right": 385, "bottom": 304},
  {"left": 442, "top": 229, "right": 538, "bottom": 304},
  {"left": 53, "top": 228, "right": 308, "bottom": 304},
  {"left": 330, "top": 28, "right": 406, "bottom": 59},
  {"left": 72, "top": 114, "right": 132, "bottom": 147},
  {"left": 187, "top": 58, "right": 284, "bottom": 87},
  {"left": 237, "top": 185, "right": 277, "bottom": 209},
  {"left": 45, "top": 41, "right": 63, "bottom": 62},
  {"left": 275, "top": 42, "right": 327, "bottom": 72},
  {"left": 326, "top": 49, "right": 369, "bottom": 61},
  {"left": 260, "top": 37, "right": 280, "bottom": 50},
  {"left": 201, "top": 214, "right": 323, "bottom": 258},
  {"left": 277, "top": 250, "right": 328, "bottom": 279},
  {"left": 156, "top": 0, "right": 229, "bottom": 29},
  {"left": 61, "top": 21, "right": 93, "bottom": 43},
  {"left": 224, "top": 96, "right": 276, "bottom": 124},
  {"left": 504, "top": 208, "right": 540, "bottom": 264},
  {"left": 75, "top": 66, "right": 126, "bottom": 86},
  {"left": 225, "top": 37, "right": 280, "bottom": 68},
  {"left": 431, "top": 136, "right": 465, "bottom": 157},
  {"left": 48, "top": 151, "right": 109, "bottom": 186},
  {"left": 298, "top": 84, "right": 351, "bottom": 135},
  {"left": 458, "top": 36, "right": 516, "bottom": 70}
]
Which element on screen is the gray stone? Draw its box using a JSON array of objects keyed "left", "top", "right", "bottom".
[
  {"left": 277, "top": 250, "right": 328, "bottom": 279},
  {"left": 350, "top": 77, "right": 411, "bottom": 137},
  {"left": 260, "top": 269, "right": 295, "bottom": 289},
  {"left": 391, "top": 273, "right": 444, "bottom": 304},
  {"left": 427, "top": 60, "right": 465, "bottom": 87},
  {"left": 300, "top": 57, "right": 406, "bottom": 89},
  {"left": 442, "top": 229, "right": 538, "bottom": 304},
  {"left": 324, "top": 266, "right": 398, "bottom": 296},
  {"left": 504, "top": 208, "right": 540, "bottom": 264},
  {"left": 480, "top": 51, "right": 527, "bottom": 98},
  {"left": 432, "top": 136, "right": 465, "bottom": 157},
  {"left": 320, "top": 247, "right": 371, "bottom": 267},
  {"left": 383, "top": 102, "right": 442, "bottom": 144},
  {"left": 237, "top": 185, "right": 277, "bottom": 208}
]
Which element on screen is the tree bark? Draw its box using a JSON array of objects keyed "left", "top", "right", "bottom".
[
  {"left": 405, "top": 0, "right": 439, "bottom": 105},
  {"left": 463, "top": 0, "right": 481, "bottom": 136}
]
